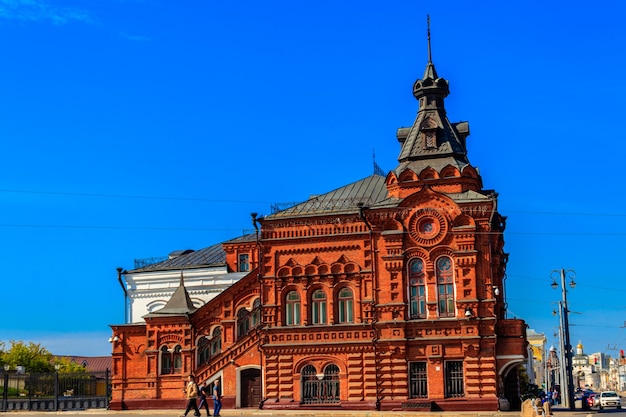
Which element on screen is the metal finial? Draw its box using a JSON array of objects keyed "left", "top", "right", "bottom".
[{"left": 427, "top": 14, "right": 432, "bottom": 63}]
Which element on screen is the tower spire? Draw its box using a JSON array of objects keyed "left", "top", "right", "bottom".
[
  {"left": 422, "top": 15, "right": 438, "bottom": 80},
  {"left": 427, "top": 14, "right": 432, "bottom": 63}
]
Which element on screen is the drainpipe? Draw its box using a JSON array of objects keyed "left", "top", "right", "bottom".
[
  {"left": 116, "top": 267, "right": 128, "bottom": 323},
  {"left": 251, "top": 212, "right": 266, "bottom": 408},
  {"left": 358, "top": 203, "right": 380, "bottom": 410}
]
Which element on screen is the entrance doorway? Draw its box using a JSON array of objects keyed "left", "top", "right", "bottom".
[{"left": 240, "top": 368, "right": 261, "bottom": 408}]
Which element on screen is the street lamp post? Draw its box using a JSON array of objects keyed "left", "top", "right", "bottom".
[
  {"left": 551, "top": 268, "right": 576, "bottom": 411},
  {"left": 2, "top": 364, "right": 9, "bottom": 412},
  {"left": 54, "top": 364, "right": 60, "bottom": 412}
]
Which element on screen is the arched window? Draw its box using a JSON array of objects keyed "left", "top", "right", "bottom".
[
  {"left": 436, "top": 257, "right": 455, "bottom": 317},
  {"left": 251, "top": 298, "right": 261, "bottom": 327},
  {"left": 311, "top": 289, "right": 327, "bottom": 324},
  {"left": 210, "top": 327, "right": 222, "bottom": 356},
  {"left": 408, "top": 258, "right": 426, "bottom": 319},
  {"left": 197, "top": 336, "right": 210, "bottom": 366},
  {"left": 285, "top": 291, "right": 301, "bottom": 325},
  {"left": 301, "top": 363, "right": 340, "bottom": 404},
  {"left": 301, "top": 365, "right": 318, "bottom": 404},
  {"left": 337, "top": 287, "right": 354, "bottom": 323},
  {"left": 237, "top": 308, "right": 251, "bottom": 338},
  {"left": 160, "top": 345, "right": 172, "bottom": 375},
  {"left": 173, "top": 345, "right": 182, "bottom": 373}
]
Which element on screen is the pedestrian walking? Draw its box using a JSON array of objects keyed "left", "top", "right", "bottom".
[
  {"left": 543, "top": 397, "right": 552, "bottom": 417},
  {"left": 534, "top": 397, "right": 543, "bottom": 415},
  {"left": 181, "top": 375, "right": 200, "bottom": 417},
  {"left": 212, "top": 379, "right": 222, "bottom": 417},
  {"left": 197, "top": 382, "right": 211, "bottom": 416}
]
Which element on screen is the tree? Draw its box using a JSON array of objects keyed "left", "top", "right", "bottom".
[
  {"left": 0, "top": 340, "right": 54, "bottom": 373},
  {"left": 54, "top": 357, "right": 87, "bottom": 373}
]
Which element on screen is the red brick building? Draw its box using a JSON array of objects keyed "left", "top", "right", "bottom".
[{"left": 109, "top": 42, "right": 527, "bottom": 412}]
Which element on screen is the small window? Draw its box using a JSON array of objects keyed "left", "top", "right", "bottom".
[
  {"left": 445, "top": 360, "right": 464, "bottom": 398},
  {"left": 409, "top": 362, "right": 428, "bottom": 398},
  {"left": 238, "top": 253, "right": 250, "bottom": 272}
]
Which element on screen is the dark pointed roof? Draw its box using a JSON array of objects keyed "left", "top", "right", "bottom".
[
  {"left": 144, "top": 271, "right": 196, "bottom": 317},
  {"left": 394, "top": 17, "right": 471, "bottom": 176}
]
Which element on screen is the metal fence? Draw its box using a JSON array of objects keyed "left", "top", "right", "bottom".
[{"left": 1, "top": 370, "right": 110, "bottom": 412}]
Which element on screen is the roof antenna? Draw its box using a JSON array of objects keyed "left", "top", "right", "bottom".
[
  {"left": 427, "top": 14, "right": 432, "bottom": 63},
  {"left": 373, "top": 149, "right": 384, "bottom": 176}
]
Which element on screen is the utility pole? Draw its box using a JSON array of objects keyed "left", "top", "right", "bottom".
[{"left": 551, "top": 268, "right": 576, "bottom": 411}]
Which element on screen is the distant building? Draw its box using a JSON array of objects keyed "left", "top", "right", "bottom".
[
  {"left": 526, "top": 329, "right": 547, "bottom": 388},
  {"left": 54, "top": 356, "right": 112, "bottom": 373},
  {"left": 109, "top": 32, "right": 527, "bottom": 412},
  {"left": 572, "top": 342, "right": 599, "bottom": 389}
]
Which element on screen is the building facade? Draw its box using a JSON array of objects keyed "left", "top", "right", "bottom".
[
  {"left": 118, "top": 241, "right": 251, "bottom": 323},
  {"left": 109, "top": 41, "right": 527, "bottom": 412}
]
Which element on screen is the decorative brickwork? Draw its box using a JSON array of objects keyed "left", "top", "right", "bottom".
[{"left": 109, "top": 38, "right": 527, "bottom": 412}]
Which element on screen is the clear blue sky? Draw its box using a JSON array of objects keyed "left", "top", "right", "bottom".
[{"left": 1, "top": 0, "right": 625, "bottom": 358}]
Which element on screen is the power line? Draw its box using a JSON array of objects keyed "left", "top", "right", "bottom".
[
  {"left": 2, "top": 188, "right": 626, "bottom": 219},
  {"left": 0, "top": 188, "right": 273, "bottom": 205},
  {"left": 0, "top": 223, "right": 240, "bottom": 232}
]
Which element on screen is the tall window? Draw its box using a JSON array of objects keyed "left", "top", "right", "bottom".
[
  {"left": 409, "top": 362, "right": 428, "bottom": 398},
  {"left": 238, "top": 253, "right": 250, "bottom": 272},
  {"left": 337, "top": 287, "right": 354, "bottom": 323},
  {"left": 173, "top": 345, "right": 182, "bottom": 373},
  {"left": 237, "top": 308, "right": 251, "bottom": 338},
  {"left": 197, "top": 336, "right": 210, "bottom": 366},
  {"left": 311, "top": 289, "right": 327, "bottom": 324},
  {"left": 408, "top": 258, "right": 426, "bottom": 319},
  {"left": 251, "top": 298, "right": 261, "bottom": 327},
  {"left": 445, "top": 360, "right": 464, "bottom": 397},
  {"left": 210, "top": 327, "right": 222, "bottom": 356},
  {"left": 286, "top": 291, "right": 301, "bottom": 325},
  {"left": 436, "top": 257, "right": 455, "bottom": 317}
]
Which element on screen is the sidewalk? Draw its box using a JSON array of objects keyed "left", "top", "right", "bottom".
[{"left": 2, "top": 406, "right": 598, "bottom": 417}]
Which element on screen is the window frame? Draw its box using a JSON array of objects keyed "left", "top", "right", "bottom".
[
  {"left": 436, "top": 256, "right": 455, "bottom": 318},
  {"left": 408, "top": 258, "right": 427, "bottom": 319},
  {"left": 311, "top": 289, "right": 327, "bottom": 325},
  {"left": 238, "top": 253, "right": 250, "bottom": 272},
  {"left": 285, "top": 290, "right": 301, "bottom": 326},
  {"left": 444, "top": 360, "right": 465, "bottom": 398},
  {"left": 409, "top": 361, "right": 428, "bottom": 399},
  {"left": 337, "top": 287, "right": 354, "bottom": 324}
]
